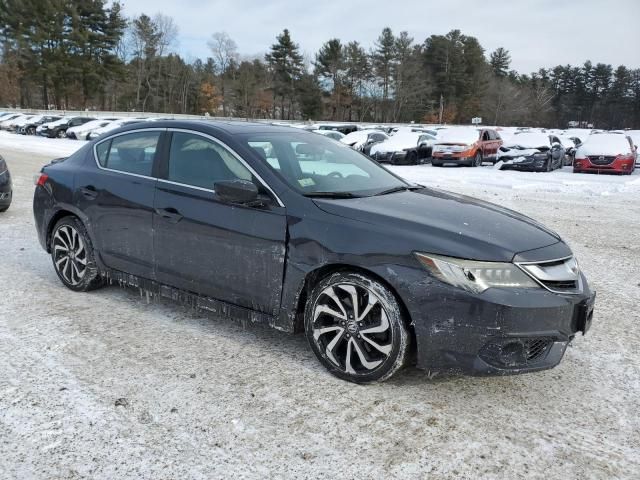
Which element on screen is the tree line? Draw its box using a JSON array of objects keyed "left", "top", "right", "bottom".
[{"left": 1, "top": 0, "right": 639, "bottom": 129}]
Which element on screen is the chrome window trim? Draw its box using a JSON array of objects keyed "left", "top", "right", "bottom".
[
  {"left": 156, "top": 178, "right": 215, "bottom": 194},
  {"left": 514, "top": 255, "right": 583, "bottom": 295},
  {"left": 92, "top": 128, "right": 165, "bottom": 181},
  {"left": 92, "top": 127, "right": 284, "bottom": 207},
  {"left": 166, "top": 128, "right": 284, "bottom": 207}
]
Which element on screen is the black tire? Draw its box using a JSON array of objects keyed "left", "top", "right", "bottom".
[
  {"left": 545, "top": 158, "right": 552, "bottom": 172},
  {"left": 432, "top": 160, "right": 443, "bottom": 167},
  {"left": 51, "top": 216, "right": 104, "bottom": 292},
  {"left": 472, "top": 152, "right": 482, "bottom": 167},
  {"left": 57, "top": 129, "right": 66, "bottom": 138},
  {"left": 0, "top": 205, "right": 8, "bottom": 212},
  {"left": 406, "top": 151, "right": 418, "bottom": 165},
  {"left": 305, "top": 271, "right": 410, "bottom": 383},
  {"left": 27, "top": 127, "right": 35, "bottom": 135}
]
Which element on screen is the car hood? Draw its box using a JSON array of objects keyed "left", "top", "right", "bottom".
[{"left": 312, "top": 188, "right": 563, "bottom": 262}]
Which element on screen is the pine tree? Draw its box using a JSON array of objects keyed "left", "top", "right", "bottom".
[
  {"left": 265, "top": 29, "right": 304, "bottom": 119},
  {"left": 489, "top": 47, "right": 511, "bottom": 77}
]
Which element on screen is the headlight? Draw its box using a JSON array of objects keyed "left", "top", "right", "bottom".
[{"left": 415, "top": 253, "right": 540, "bottom": 293}]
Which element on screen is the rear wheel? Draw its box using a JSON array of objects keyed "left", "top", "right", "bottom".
[
  {"left": 57, "top": 129, "right": 66, "bottom": 138},
  {"left": 51, "top": 216, "right": 103, "bottom": 292},
  {"left": 406, "top": 151, "right": 418, "bottom": 165},
  {"left": 0, "top": 205, "right": 8, "bottom": 213},
  {"left": 432, "top": 160, "right": 442, "bottom": 167},
  {"left": 305, "top": 272, "right": 410, "bottom": 383}
]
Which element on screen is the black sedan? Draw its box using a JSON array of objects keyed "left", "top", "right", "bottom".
[
  {"left": 0, "top": 155, "right": 12, "bottom": 212},
  {"left": 33, "top": 121, "right": 595, "bottom": 383},
  {"left": 498, "top": 133, "right": 566, "bottom": 172}
]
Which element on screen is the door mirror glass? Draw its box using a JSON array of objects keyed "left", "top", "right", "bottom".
[{"left": 214, "top": 179, "right": 259, "bottom": 205}]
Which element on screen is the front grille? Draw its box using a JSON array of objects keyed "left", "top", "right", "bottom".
[
  {"left": 518, "top": 257, "right": 581, "bottom": 294},
  {"left": 541, "top": 279, "right": 578, "bottom": 290},
  {"left": 376, "top": 152, "right": 392, "bottom": 161},
  {"left": 479, "top": 337, "right": 554, "bottom": 368},
  {"left": 526, "top": 338, "right": 552, "bottom": 362},
  {"left": 588, "top": 155, "right": 615, "bottom": 165}
]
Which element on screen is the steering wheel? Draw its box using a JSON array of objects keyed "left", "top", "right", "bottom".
[{"left": 327, "top": 171, "right": 344, "bottom": 178}]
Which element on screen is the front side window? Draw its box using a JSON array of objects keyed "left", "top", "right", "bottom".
[
  {"left": 96, "top": 131, "right": 161, "bottom": 177},
  {"left": 168, "top": 132, "right": 252, "bottom": 190},
  {"left": 243, "top": 132, "right": 408, "bottom": 197}
]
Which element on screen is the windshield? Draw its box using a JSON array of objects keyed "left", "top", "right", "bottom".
[
  {"left": 436, "top": 128, "right": 480, "bottom": 144},
  {"left": 240, "top": 132, "right": 409, "bottom": 197},
  {"left": 507, "top": 133, "right": 551, "bottom": 149}
]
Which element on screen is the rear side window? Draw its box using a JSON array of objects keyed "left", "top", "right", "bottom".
[
  {"left": 96, "top": 131, "right": 161, "bottom": 177},
  {"left": 168, "top": 132, "right": 252, "bottom": 189}
]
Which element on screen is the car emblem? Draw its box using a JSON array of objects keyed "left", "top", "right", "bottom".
[{"left": 599, "top": 156, "right": 605, "bottom": 161}]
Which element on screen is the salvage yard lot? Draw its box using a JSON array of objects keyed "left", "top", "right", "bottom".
[{"left": 1, "top": 132, "right": 639, "bottom": 479}]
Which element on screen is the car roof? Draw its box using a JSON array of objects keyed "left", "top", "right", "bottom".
[{"left": 115, "top": 119, "right": 304, "bottom": 136}]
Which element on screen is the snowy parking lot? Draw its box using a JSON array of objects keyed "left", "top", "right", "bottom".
[{"left": 1, "top": 131, "right": 639, "bottom": 478}]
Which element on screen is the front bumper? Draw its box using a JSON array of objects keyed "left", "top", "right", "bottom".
[
  {"left": 500, "top": 156, "right": 548, "bottom": 171},
  {"left": 389, "top": 265, "right": 594, "bottom": 376},
  {"left": 574, "top": 157, "right": 635, "bottom": 174},
  {"left": 374, "top": 151, "right": 406, "bottom": 163},
  {"left": 432, "top": 152, "right": 473, "bottom": 163}
]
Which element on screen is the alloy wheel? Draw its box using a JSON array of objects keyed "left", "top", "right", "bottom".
[
  {"left": 52, "top": 225, "right": 88, "bottom": 286},
  {"left": 312, "top": 283, "right": 393, "bottom": 376}
]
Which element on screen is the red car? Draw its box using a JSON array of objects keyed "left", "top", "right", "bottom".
[{"left": 573, "top": 133, "right": 637, "bottom": 174}]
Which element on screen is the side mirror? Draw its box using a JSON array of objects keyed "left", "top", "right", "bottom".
[{"left": 214, "top": 179, "right": 259, "bottom": 205}]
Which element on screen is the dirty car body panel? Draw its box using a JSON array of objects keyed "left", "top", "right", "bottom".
[{"left": 33, "top": 121, "right": 594, "bottom": 377}]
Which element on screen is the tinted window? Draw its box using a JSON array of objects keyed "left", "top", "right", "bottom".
[
  {"left": 168, "top": 132, "right": 252, "bottom": 189},
  {"left": 242, "top": 132, "right": 407, "bottom": 196},
  {"left": 97, "top": 131, "right": 160, "bottom": 176}
]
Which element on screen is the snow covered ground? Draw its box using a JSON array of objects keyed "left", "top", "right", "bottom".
[{"left": 1, "top": 131, "right": 639, "bottom": 479}]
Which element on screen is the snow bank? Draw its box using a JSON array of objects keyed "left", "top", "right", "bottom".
[{"left": 0, "top": 131, "right": 85, "bottom": 157}]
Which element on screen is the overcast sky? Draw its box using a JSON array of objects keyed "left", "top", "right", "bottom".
[{"left": 122, "top": 0, "right": 640, "bottom": 73}]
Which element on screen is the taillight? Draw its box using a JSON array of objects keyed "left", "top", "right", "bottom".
[{"left": 35, "top": 173, "right": 49, "bottom": 186}]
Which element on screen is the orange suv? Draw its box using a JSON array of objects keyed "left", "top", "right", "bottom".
[{"left": 432, "top": 127, "right": 503, "bottom": 167}]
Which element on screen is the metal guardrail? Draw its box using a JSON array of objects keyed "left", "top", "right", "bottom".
[{"left": 0, "top": 107, "right": 438, "bottom": 128}]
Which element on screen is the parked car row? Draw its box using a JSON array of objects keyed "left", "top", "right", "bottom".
[
  {"left": 307, "top": 122, "right": 637, "bottom": 176},
  {"left": 0, "top": 111, "right": 157, "bottom": 141}
]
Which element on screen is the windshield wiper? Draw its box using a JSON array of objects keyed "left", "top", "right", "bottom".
[
  {"left": 304, "top": 191, "right": 361, "bottom": 198},
  {"left": 375, "top": 185, "right": 422, "bottom": 196}
]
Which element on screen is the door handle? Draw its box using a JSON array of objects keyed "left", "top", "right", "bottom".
[
  {"left": 80, "top": 185, "right": 98, "bottom": 199},
  {"left": 155, "top": 207, "right": 183, "bottom": 223}
]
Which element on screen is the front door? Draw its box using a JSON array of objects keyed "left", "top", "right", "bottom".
[
  {"left": 153, "top": 130, "right": 287, "bottom": 315},
  {"left": 77, "top": 129, "right": 163, "bottom": 279}
]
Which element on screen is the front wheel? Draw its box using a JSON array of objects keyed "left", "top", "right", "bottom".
[
  {"left": 305, "top": 272, "right": 410, "bottom": 383},
  {"left": 472, "top": 152, "right": 482, "bottom": 167},
  {"left": 406, "top": 151, "right": 418, "bottom": 165},
  {"left": 51, "top": 216, "right": 104, "bottom": 291}
]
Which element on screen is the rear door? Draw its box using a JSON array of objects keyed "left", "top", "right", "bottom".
[
  {"left": 77, "top": 129, "right": 164, "bottom": 279},
  {"left": 153, "top": 129, "right": 287, "bottom": 315}
]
